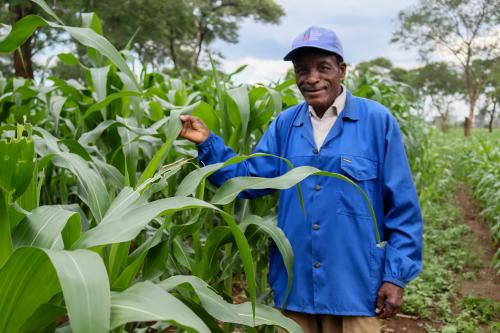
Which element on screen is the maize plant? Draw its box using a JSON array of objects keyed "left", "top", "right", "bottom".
[
  {"left": 0, "top": 1, "right": 395, "bottom": 332},
  {"left": 456, "top": 132, "right": 500, "bottom": 272}
]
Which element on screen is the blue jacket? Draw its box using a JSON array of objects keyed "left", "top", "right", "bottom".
[{"left": 197, "top": 90, "right": 423, "bottom": 316}]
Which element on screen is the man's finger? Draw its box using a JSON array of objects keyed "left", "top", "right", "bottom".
[
  {"left": 380, "top": 301, "right": 396, "bottom": 319},
  {"left": 375, "top": 292, "right": 385, "bottom": 315}
]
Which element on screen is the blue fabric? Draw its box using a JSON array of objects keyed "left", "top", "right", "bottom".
[
  {"left": 283, "top": 26, "right": 344, "bottom": 61},
  {"left": 197, "top": 91, "right": 423, "bottom": 316}
]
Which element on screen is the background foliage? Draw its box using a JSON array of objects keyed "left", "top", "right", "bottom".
[{"left": 0, "top": 0, "right": 498, "bottom": 332}]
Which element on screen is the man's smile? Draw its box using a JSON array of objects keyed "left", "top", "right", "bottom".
[{"left": 303, "top": 86, "right": 328, "bottom": 94}]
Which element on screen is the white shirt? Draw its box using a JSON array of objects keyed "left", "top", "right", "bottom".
[{"left": 308, "top": 84, "right": 346, "bottom": 149}]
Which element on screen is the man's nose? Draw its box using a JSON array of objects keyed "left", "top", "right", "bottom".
[{"left": 304, "top": 70, "right": 320, "bottom": 84}]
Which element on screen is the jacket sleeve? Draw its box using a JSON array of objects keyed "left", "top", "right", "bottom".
[
  {"left": 196, "top": 118, "right": 283, "bottom": 198},
  {"left": 381, "top": 115, "right": 423, "bottom": 288}
]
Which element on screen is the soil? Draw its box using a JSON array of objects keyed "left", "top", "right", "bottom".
[
  {"left": 455, "top": 183, "right": 500, "bottom": 300},
  {"left": 381, "top": 183, "right": 499, "bottom": 333}
]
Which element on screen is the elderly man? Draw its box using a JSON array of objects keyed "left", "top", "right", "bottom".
[{"left": 180, "top": 26, "right": 422, "bottom": 333}]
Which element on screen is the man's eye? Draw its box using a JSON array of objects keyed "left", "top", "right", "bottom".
[{"left": 319, "top": 65, "right": 331, "bottom": 72}]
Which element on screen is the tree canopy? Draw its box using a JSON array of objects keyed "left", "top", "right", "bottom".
[
  {"left": 0, "top": 0, "right": 285, "bottom": 77},
  {"left": 392, "top": 0, "right": 500, "bottom": 135}
]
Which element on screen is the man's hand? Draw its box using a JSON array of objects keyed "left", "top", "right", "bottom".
[
  {"left": 179, "top": 115, "right": 210, "bottom": 144},
  {"left": 376, "top": 282, "right": 403, "bottom": 319}
]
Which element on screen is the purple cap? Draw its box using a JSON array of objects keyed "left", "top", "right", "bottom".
[{"left": 283, "top": 26, "right": 344, "bottom": 61}]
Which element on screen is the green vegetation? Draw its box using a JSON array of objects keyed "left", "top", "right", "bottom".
[
  {"left": 401, "top": 128, "right": 500, "bottom": 332},
  {"left": 0, "top": 1, "right": 498, "bottom": 332},
  {"left": 457, "top": 131, "right": 500, "bottom": 272},
  {"left": 392, "top": 0, "right": 500, "bottom": 136}
]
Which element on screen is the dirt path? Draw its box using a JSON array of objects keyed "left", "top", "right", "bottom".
[
  {"left": 382, "top": 183, "right": 499, "bottom": 332},
  {"left": 455, "top": 183, "right": 500, "bottom": 300}
]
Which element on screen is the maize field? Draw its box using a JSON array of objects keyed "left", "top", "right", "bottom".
[{"left": 0, "top": 1, "right": 498, "bottom": 332}]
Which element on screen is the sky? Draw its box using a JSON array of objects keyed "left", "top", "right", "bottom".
[{"left": 213, "top": 0, "right": 421, "bottom": 84}]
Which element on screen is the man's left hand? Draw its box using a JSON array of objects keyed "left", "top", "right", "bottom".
[{"left": 375, "top": 282, "right": 403, "bottom": 319}]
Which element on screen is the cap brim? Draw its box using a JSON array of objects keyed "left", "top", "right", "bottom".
[{"left": 283, "top": 46, "right": 343, "bottom": 61}]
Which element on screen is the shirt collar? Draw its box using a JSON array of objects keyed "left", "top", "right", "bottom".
[
  {"left": 308, "top": 84, "right": 346, "bottom": 119},
  {"left": 294, "top": 88, "right": 359, "bottom": 127}
]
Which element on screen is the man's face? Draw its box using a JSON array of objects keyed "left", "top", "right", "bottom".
[{"left": 293, "top": 49, "right": 346, "bottom": 115}]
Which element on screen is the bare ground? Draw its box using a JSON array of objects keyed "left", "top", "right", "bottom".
[
  {"left": 455, "top": 183, "right": 500, "bottom": 300},
  {"left": 382, "top": 183, "right": 499, "bottom": 333}
]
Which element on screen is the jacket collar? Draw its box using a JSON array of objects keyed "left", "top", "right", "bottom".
[{"left": 341, "top": 90, "right": 360, "bottom": 120}]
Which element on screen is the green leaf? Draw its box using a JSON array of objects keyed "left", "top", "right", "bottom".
[
  {"left": 110, "top": 281, "right": 210, "bottom": 332},
  {"left": 89, "top": 66, "right": 110, "bottom": 118},
  {"left": 57, "top": 53, "right": 80, "bottom": 66},
  {"left": 82, "top": 91, "right": 141, "bottom": 120},
  {"left": 0, "top": 247, "right": 110, "bottom": 333},
  {"left": 81, "top": 12, "right": 103, "bottom": 35},
  {"left": 59, "top": 139, "right": 91, "bottom": 161},
  {"left": 52, "top": 152, "right": 110, "bottom": 223},
  {"left": 192, "top": 101, "right": 220, "bottom": 134},
  {"left": 92, "top": 157, "right": 125, "bottom": 190},
  {"left": 240, "top": 215, "right": 293, "bottom": 309},
  {"left": 44, "top": 249, "right": 110, "bottom": 333},
  {"left": 211, "top": 166, "right": 382, "bottom": 244},
  {"left": 199, "top": 226, "right": 232, "bottom": 280},
  {"left": 117, "top": 118, "right": 139, "bottom": 187},
  {"left": 227, "top": 85, "right": 250, "bottom": 142},
  {"left": 73, "top": 196, "right": 216, "bottom": 248},
  {"left": 0, "top": 137, "right": 35, "bottom": 200},
  {"left": 31, "top": 0, "right": 63, "bottom": 23},
  {"left": 161, "top": 275, "right": 303, "bottom": 333},
  {"left": 111, "top": 229, "right": 162, "bottom": 290},
  {"left": 176, "top": 153, "right": 293, "bottom": 197},
  {"left": 138, "top": 103, "right": 199, "bottom": 186},
  {"left": 12, "top": 205, "right": 80, "bottom": 249},
  {"left": 49, "top": 96, "right": 67, "bottom": 134},
  {"left": 0, "top": 248, "right": 59, "bottom": 333},
  {"left": 218, "top": 211, "right": 257, "bottom": 319},
  {"left": 0, "top": 15, "right": 47, "bottom": 53},
  {"left": 19, "top": 303, "right": 66, "bottom": 333}
]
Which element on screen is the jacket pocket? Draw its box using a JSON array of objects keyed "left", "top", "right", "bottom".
[
  {"left": 337, "top": 155, "right": 378, "bottom": 218},
  {"left": 340, "top": 155, "right": 377, "bottom": 181}
]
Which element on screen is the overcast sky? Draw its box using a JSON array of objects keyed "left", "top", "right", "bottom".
[{"left": 213, "top": 0, "right": 420, "bottom": 84}]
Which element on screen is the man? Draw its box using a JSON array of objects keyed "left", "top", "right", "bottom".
[{"left": 180, "top": 26, "right": 422, "bottom": 333}]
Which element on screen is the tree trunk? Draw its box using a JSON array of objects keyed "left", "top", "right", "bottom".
[
  {"left": 463, "top": 54, "right": 476, "bottom": 137},
  {"left": 440, "top": 114, "right": 448, "bottom": 132},
  {"left": 167, "top": 35, "right": 181, "bottom": 74},
  {"left": 190, "top": 21, "right": 205, "bottom": 72},
  {"left": 488, "top": 101, "right": 497, "bottom": 133},
  {"left": 12, "top": 5, "right": 34, "bottom": 79},
  {"left": 14, "top": 38, "right": 34, "bottom": 79},
  {"left": 464, "top": 117, "right": 471, "bottom": 137}
]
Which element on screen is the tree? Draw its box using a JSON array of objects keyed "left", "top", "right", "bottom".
[
  {"left": 0, "top": 0, "right": 85, "bottom": 78},
  {"left": 478, "top": 57, "right": 500, "bottom": 132},
  {"left": 185, "top": 0, "right": 284, "bottom": 71},
  {"left": 354, "top": 57, "right": 418, "bottom": 102},
  {"left": 355, "top": 57, "right": 394, "bottom": 75},
  {"left": 88, "top": 0, "right": 285, "bottom": 72},
  {"left": 1, "top": 0, "right": 285, "bottom": 76},
  {"left": 392, "top": 0, "right": 500, "bottom": 136},
  {"left": 410, "top": 62, "right": 463, "bottom": 131}
]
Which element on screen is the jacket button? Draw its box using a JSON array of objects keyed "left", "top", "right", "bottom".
[
  {"left": 314, "top": 262, "right": 321, "bottom": 268},
  {"left": 312, "top": 223, "right": 320, "bottom": 230},
  {"left": 315, "top": 184, "right": 321, "bottom": 191},
  {"left": 313, "top": 148, "right": 319, "bottom": 154}
]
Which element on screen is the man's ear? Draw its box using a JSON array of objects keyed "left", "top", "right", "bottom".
[{"left": 339, "top": 62, "right": 347, "bottom": 80}]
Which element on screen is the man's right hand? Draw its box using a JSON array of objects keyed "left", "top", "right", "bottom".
[{"left": 179, "top": 115, "right": 210, "bottom": 144}]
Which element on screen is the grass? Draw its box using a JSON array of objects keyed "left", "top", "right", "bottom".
[{"left": 403, "top": 128, "right": 500, "bottom": 332}]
